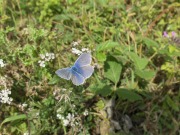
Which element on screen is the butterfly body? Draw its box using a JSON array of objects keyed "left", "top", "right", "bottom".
[{"left": 56, "top": 53, "right": 94, "bottom": 85}]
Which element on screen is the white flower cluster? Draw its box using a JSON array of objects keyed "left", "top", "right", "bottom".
[
  {"left": 72, "top": 48, "right": 83, "bottom": 55},
  {"left": 71, "top": 40, "right": 90, "bottom": 55},
  {"left": 0, "top": 59, "right": 6, "bottom": 67},
  {"left": 57, "top": 113, "right": 80, "bottom": 127},
  {"left": 38, "top": 53, "right": 55, "bottom": 67},
  {"left": 0, "top": 89, "right": 13, "bottom": 104},
  {"left": 72, "top": 47, "right": 90, "bottom": 55}
]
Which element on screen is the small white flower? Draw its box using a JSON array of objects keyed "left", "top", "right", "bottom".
[
  {"left": 40, "top": 53, "right": 55, "bottom": 61},
  {"left": 36, "top": 112, "right": 39, "bottom": 116},
  {"left": 40, "top": 54, "right": 45, "bottom": 59},
  {"left": 23, "top": 132, "right": 29, "bottom": 135},
  {"left": 72, "top": 48, "right": 82, "bottom": 55},
  {"left": 39, "top": 53, "right": 55, "bottom": 67},
  {"left": 49, "top": 53, "right": 55, "bottom": 59},
  {"left": 57, "top": 114, "right": 60, "bottom": 119},
  {"left": 62, "top": 88, "right": 67, "bottom": 91},
  {"left": 72, "top": 41, "right": 79, "bottom": 46},
  {"left": 83, "top": 110, "right": 89, "bottom": 116},
  {"left": 57, "top": 114, "right": 64, "bottom": 120},
  {"left": 45, "top": 53, "right": 50, "bottom": 57},
  {"left": 0, "top": 59, "right": 6, "bottom": 67},
  {"left": 19, "top": 103, "right": 28, "bottom": 110},
  {"left": 22, "top": 103, "right": 28, "bottom": 108},
  {"left": 67, "top": 113, "right": 72, "bottom": 120},
  {"left": 63, "top": 119, "right": 69, "bottom": 126},
  {"left": 71, "top": 40, "right": 81, "bottom": 46},
  {"left": 57, "top": 108, "right": 62, "bottom": 113},
  {"left": 81, "top": 48, "right": 88, "bottom": 52},
  {"left": 72, "top": 105, "right": 76, "bottom": 108},
  {"left": 38, "top": 60, "right": 45, "bottom": 67}
]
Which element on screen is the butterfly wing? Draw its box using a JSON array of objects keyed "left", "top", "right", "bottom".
[
  {"left": 74, "top": 52, "right": 94, "bottom": 79},
  {"left": 71, "top": 69, "right": 85, "bottom": 85},
  {"left": 75, "top": 65, "right": 94, "bottom": 79},
  {"left": 74, "top": 52, "right": 92, "bottom": 67},
  {"left": 55, "top": 67, "right": 72, "bottom": 80}
]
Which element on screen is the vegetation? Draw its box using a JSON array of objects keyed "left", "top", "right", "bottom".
[{"left": 0, "top": 0, "right": 179, "bottom": 135}]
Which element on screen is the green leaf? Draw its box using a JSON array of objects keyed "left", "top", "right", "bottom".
[
  {"left": 116, "top": 88, "right": 142, "bottom": 102},
  {"left": 143, "top": 37, "right": 159, "bottom": 48},
  {"left": 129, "top": 52, "right": 149, "bottom": 70},
  {"left": 104, "top": 61, "right": 122, "bottom": 84},
  {"left": 166, "top": 96, "right": 179, "bottom": 112},
  {"left": 96, "top": 40, "right": 119, "bottom": 52},
  {"left": 0, "top": 114, "right": 27, "bottom": 128},
  {"left": 23, "top": 44, "right": 36, "bottom": 57},
  {"left": 96, "top": 52, "right": 107, "bottom": 62},
  {"left": 135, "top": 69, "right": 156, "bottom": 80},
  {"left": 97, "top": 0, "right": 109, "bottom": 6},
  {"left": 90, "top": 83, "right": 112, "bottom": 97},
  {"left": 95, "top": 100, "right": 105, "bottom": 110},
  {"left": 48, "top": 75, "right": 60, "bottom": 85}
]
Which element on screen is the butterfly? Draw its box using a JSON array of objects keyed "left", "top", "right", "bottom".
[{"left": 55, "top": 53, "right": 94, "bottom": 86}]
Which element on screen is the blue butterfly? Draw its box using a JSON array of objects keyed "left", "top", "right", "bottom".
[{"left": 55, "top": 53, "right": 94, "bottom": 86}]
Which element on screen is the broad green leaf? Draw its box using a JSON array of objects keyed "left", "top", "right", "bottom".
[
  {"left": 96, "top": 52, "right": 107, "bottom": 62},
  {"left": 104, "top": 61, "right": 122, "bottom": 84},
  {"left": 129, "top": 52, "right": 149, "bottom": 70},
  {"left": 96, "top": 40, "right": 119, "bottom": 52},
  {"left": 0, "top": 114, "right": 27, "bottom": 128},
  {"left": 116, "top": 88, "right": 142, "bottom": 102},
  {"left": 158, "top": 48, "right": 169, "bottom": 55},
  {"left": 135, "top": 69, "right": 156, "bottom": 80},
  {"left": 143, "top": 37, "right": 159, "bottom": 48}
]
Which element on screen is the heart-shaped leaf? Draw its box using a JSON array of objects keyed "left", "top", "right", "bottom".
[{"left": 104, "top": 61, "right": 122, "bottom": 84}]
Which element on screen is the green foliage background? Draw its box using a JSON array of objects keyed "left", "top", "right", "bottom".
[{"left": 0, "top": 0, "right": 179, "bottom": 135}]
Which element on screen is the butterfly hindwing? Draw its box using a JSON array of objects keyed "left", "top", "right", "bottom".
[
  {"left": 71, "top": 69, "right": 85, "bottom": 85},
  {"left": 55, "top": 67, "right": 72, "bottom": 80}
]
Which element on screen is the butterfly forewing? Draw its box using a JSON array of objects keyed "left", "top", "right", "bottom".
[
  {"left": 55, "top": 68, "right": 72, "bottom": 80},
  {"left": 74, "top": 53, "right": 92, "bottom": 67}
]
